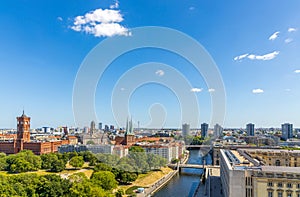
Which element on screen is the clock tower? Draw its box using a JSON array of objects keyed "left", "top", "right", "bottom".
[{"left": 15, "top": 111, "right": 31, "bottom": 153}]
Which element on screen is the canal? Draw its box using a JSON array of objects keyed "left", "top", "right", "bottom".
[{"left": 153, "top": 149, "right": 212, "bottom": 197}]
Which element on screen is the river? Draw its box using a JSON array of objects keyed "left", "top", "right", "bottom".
[{"left": 153, "top": 149, "right": 212, "bottom": 197}]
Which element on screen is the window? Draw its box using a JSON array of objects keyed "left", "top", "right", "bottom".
[
  {"left": 278, "top": 192, "right": 282, "bottom": 197},
  {"left": 268, "top": 191, "right": 273, "bottom": 197},
  {"left": 278, "top": 183, "right": 283, "bottom": 187},
  {"left": 297, "top": 184, "right": 300, "bottom": 189},
  {"left": 275, "top": 160, "right": 281, "bottom": 166},
  {"left": 268, "top": 182, "right": 273, "bottom": 187},
  {"left": 287, "top": 193, "right": 292, "bottom": 197},
  {"left": 287, "top": 183, "right": 292, "bottom": 188}
]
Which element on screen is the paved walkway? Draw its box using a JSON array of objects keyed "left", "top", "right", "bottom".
[{"left": 137, "top": 170, "right": 178, "bottom": 197}]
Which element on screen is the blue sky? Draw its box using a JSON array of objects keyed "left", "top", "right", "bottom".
[{"left": 1, "top": 0, "right": 300, "bottom": 129}]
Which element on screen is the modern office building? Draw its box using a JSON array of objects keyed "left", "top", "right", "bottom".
[
  {"left": 220, "top": 148, "right": 300, "bottom": 197},
  {"left": 281, "top": 123, "right": 293, "bottom": 140},
  {"left": 246, "top": 123, "right": 255, "bottom": 136},
  {"left": 201, "top": 123, "right": 209, "bottom": 138},
  {"left": 214, "top": 124, "right": 223, "bottom": 138},
  {"left": 98, "top": 122, "right": 102, "bottom": 130},
  {"left": 182, "top": 123, "right": 190, "bottom": 136}
]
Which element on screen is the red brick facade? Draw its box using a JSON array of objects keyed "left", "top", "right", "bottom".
[{"left": 0, "top": 112, "right": 70, "bottom": 155}]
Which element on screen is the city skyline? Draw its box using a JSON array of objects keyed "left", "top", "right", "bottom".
[{"left": 1, "top": 1, "right": 300, "bottom": 128}]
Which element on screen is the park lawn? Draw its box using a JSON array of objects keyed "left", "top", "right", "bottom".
[
  {"left": 0, "top": 170, "right": 52, "bottom": 176},
  {"left": 66, "top": 162, "right": 90, "bottom": 169},
  {"left": 134, "top": 167, "right": 173, "bottom": 187},
  {"left": 118, "top": 167, "right": 173, "bottom": 192},
  {"left": 59, "top": 168, "right": 94, "bottom": 178}
]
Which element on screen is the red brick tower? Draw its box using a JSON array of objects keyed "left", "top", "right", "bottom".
[{"left": 15, "top": 111, "right": 31, "bottom": 153}]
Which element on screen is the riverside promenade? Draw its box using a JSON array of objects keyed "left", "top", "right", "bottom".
[{"left": 137, "top": 152, "right": 189, "bottom": 197}]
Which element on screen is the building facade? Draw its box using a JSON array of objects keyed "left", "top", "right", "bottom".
[
  {"left": 246, "top": 123, "right": 255, "bottom": 136},
  {"left": 214, "top": 124, "right": 223, "bottom": 138},
  {"left": 282, "top": 123, "right": 293, "bottom": 140},
  {"left": 0, "top": 111, "right": 69, "bottom": 155},
  {"left": 220, "top": 148, "right": 300, "bottom": 197},
  {"left": 182, "top": 123, "right": 190, "bottom": 136},
  {"left": 201, "top": 123, "right": 209, "bottom": 138}
]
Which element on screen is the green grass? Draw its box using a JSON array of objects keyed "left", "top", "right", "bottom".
[{"left": 126, "top": 186, "right": 142, "bottom": 195}]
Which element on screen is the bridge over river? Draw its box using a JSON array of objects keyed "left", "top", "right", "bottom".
[{"left": 167, "top": 163, "right": 219, "bottom": 170}]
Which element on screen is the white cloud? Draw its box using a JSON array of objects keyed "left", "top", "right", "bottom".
[
  {"left": 288, "top": 27, "right": 297, "bottom": 32},
  {"left": 234, "top": 51, "right": 279, "bottom": 61},
  {"left": 189, "top": 6, "right": 195, "bottom": 10},
  {"left": 57, "top": 17, "right": 63, "bottom": 21},
  {"left": 120, "top": 87, "right": 125, "bottom": 91},
  {"left": 248, "top": 51, "right": 279, "bottom": 61},
  {"left": 269, "top": 31, "right": 280, "bottom": 41},
  {"left": 285, "top": 38, "right": 293, "bottom": 43},
  {"left": 110, "top": 1, "right": 119, "bottom": 9},
  {"left": 155, "top": 70, "right": 165, "bottom": 77},
  {"left": 191, "top": 88, "right": 203, "bottom": 93},
  {"left": 285, "top": 88, "right": 291, "bottom": 92},
  {"left": 252, "top": 89, "right": 264, "bottom": 94},
  {"left": 71, "top": 8, "right": 130, "bottom": 37},
  {"left": 294, "top": 70, "right": 300, "bottom": 73},
  {"left": 234, "top": 53, "right": 249, "bottom": 61},
  {"left": 208, "top": 88, "right": 215, "bottom": 92}
]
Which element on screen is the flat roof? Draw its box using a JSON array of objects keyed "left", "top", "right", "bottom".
[
  {"left": 244, "top": 149, "right": 300, "bottom": 153},
  {"left": 261, "top": 166, "right": 300, "bottom": 173}
]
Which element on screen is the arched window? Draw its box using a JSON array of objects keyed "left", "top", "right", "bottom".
[{"left": 275, "top": 160, "right": 280, "bottom": 166}]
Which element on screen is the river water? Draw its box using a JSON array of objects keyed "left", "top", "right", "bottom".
[{"left": 154, "top": 149, "right": 212, "bottom": 197}]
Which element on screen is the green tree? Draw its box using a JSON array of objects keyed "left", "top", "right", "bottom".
[
  {"left": 0, "top": 153, "right": 7, "bottom": 171},
  {"left": 94, "top": 163, "right": 112, "bottom": 172},
  {"left": 6, "top": 150, "right": 41, "bottom": 173},
  {"left": 128, "top": 152, "right": 149, "bottom": 173},
  {"left": 118, "top": 171, "right": 138, "bottom": 184},
  {"left": 115, "top": 189, "right": 124, "bottom": 197},
  {"left": 36, "top": 174, "right": 71, "bottom": 197},
  {"left": 147, "top": 153, "right": 162, "bottom": 170},
  {"left": 129, "top": 146, "right": 145, "bottom": 152},
  {"left": 8, "top": 173, "right": 40, "bottom": 196},
  {"left": 51, "top": 158, "right": 66, "bottom": 172},
  {"left": 91, "top": 171, "right": 118, "bottom": 191},
  {"left": 41, "top": 153, "right": 66, "bottom": 172},
  {"left": 95, "top": 154, "right": 119, "bottom": 167},
  {"left": 69, "top": 156, "right": 84, "bottom": 169},
  {"left": 70, "top": 179, "right": 107, "bottom": 197}
]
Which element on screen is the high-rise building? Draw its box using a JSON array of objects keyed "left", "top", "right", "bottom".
[
  {"left": 90, "top": 121, "right": 96, "bottom": 135},
  {"left": 182, "top": 123, "right": 190, "bottom": 136},
  {"left": 281, "top": 123, "right": 293, "bottom": 140},
  {"left": 98, "top": 122, "right": 102, "bottom": 130},
  {"left": 214, "top": 124, "right": 223, "bottom": 138},
  {"left": 246, "top": 123, "right": 255, "bottom": 136},
  {"left": 201, "top": 123, "right": 208, "bottom": 138},
  {"left": 104, "top": 125, "right": 109, "bottom": 132}
]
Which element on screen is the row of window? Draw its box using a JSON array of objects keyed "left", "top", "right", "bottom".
[
  {"left": 268, "top": 182, "right": 300, "bottom": 189},
  {"left": 268, "top": 191, "right": 300, "bottom": 197}
]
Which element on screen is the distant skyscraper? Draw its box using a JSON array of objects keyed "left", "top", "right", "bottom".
[
  {"left": 98, "top": 122, "right": 102, "bottom": 130},
  {"left": 246, "top": 123, "right": 255, "bottom": 136},
  {"left": 90, "top": 121, "right": 96, "bottom": 135},
  {"left": 104, "top": 125, "right": 109, "bottom": 132},
  {"left": 214, "top": 124, "right": 223, "bottom": 138},
  {"left": 110, "top": 125, "right": 114, "bottom": 130},
  {"left": 281, "top": 123, "right": 293, "bottom": 140},
  {"left": 201, "top": 123, "right": 208, "bottom": 138},
  {"left": 182, "top": 123, "right": 190, "bottom": 136}
]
